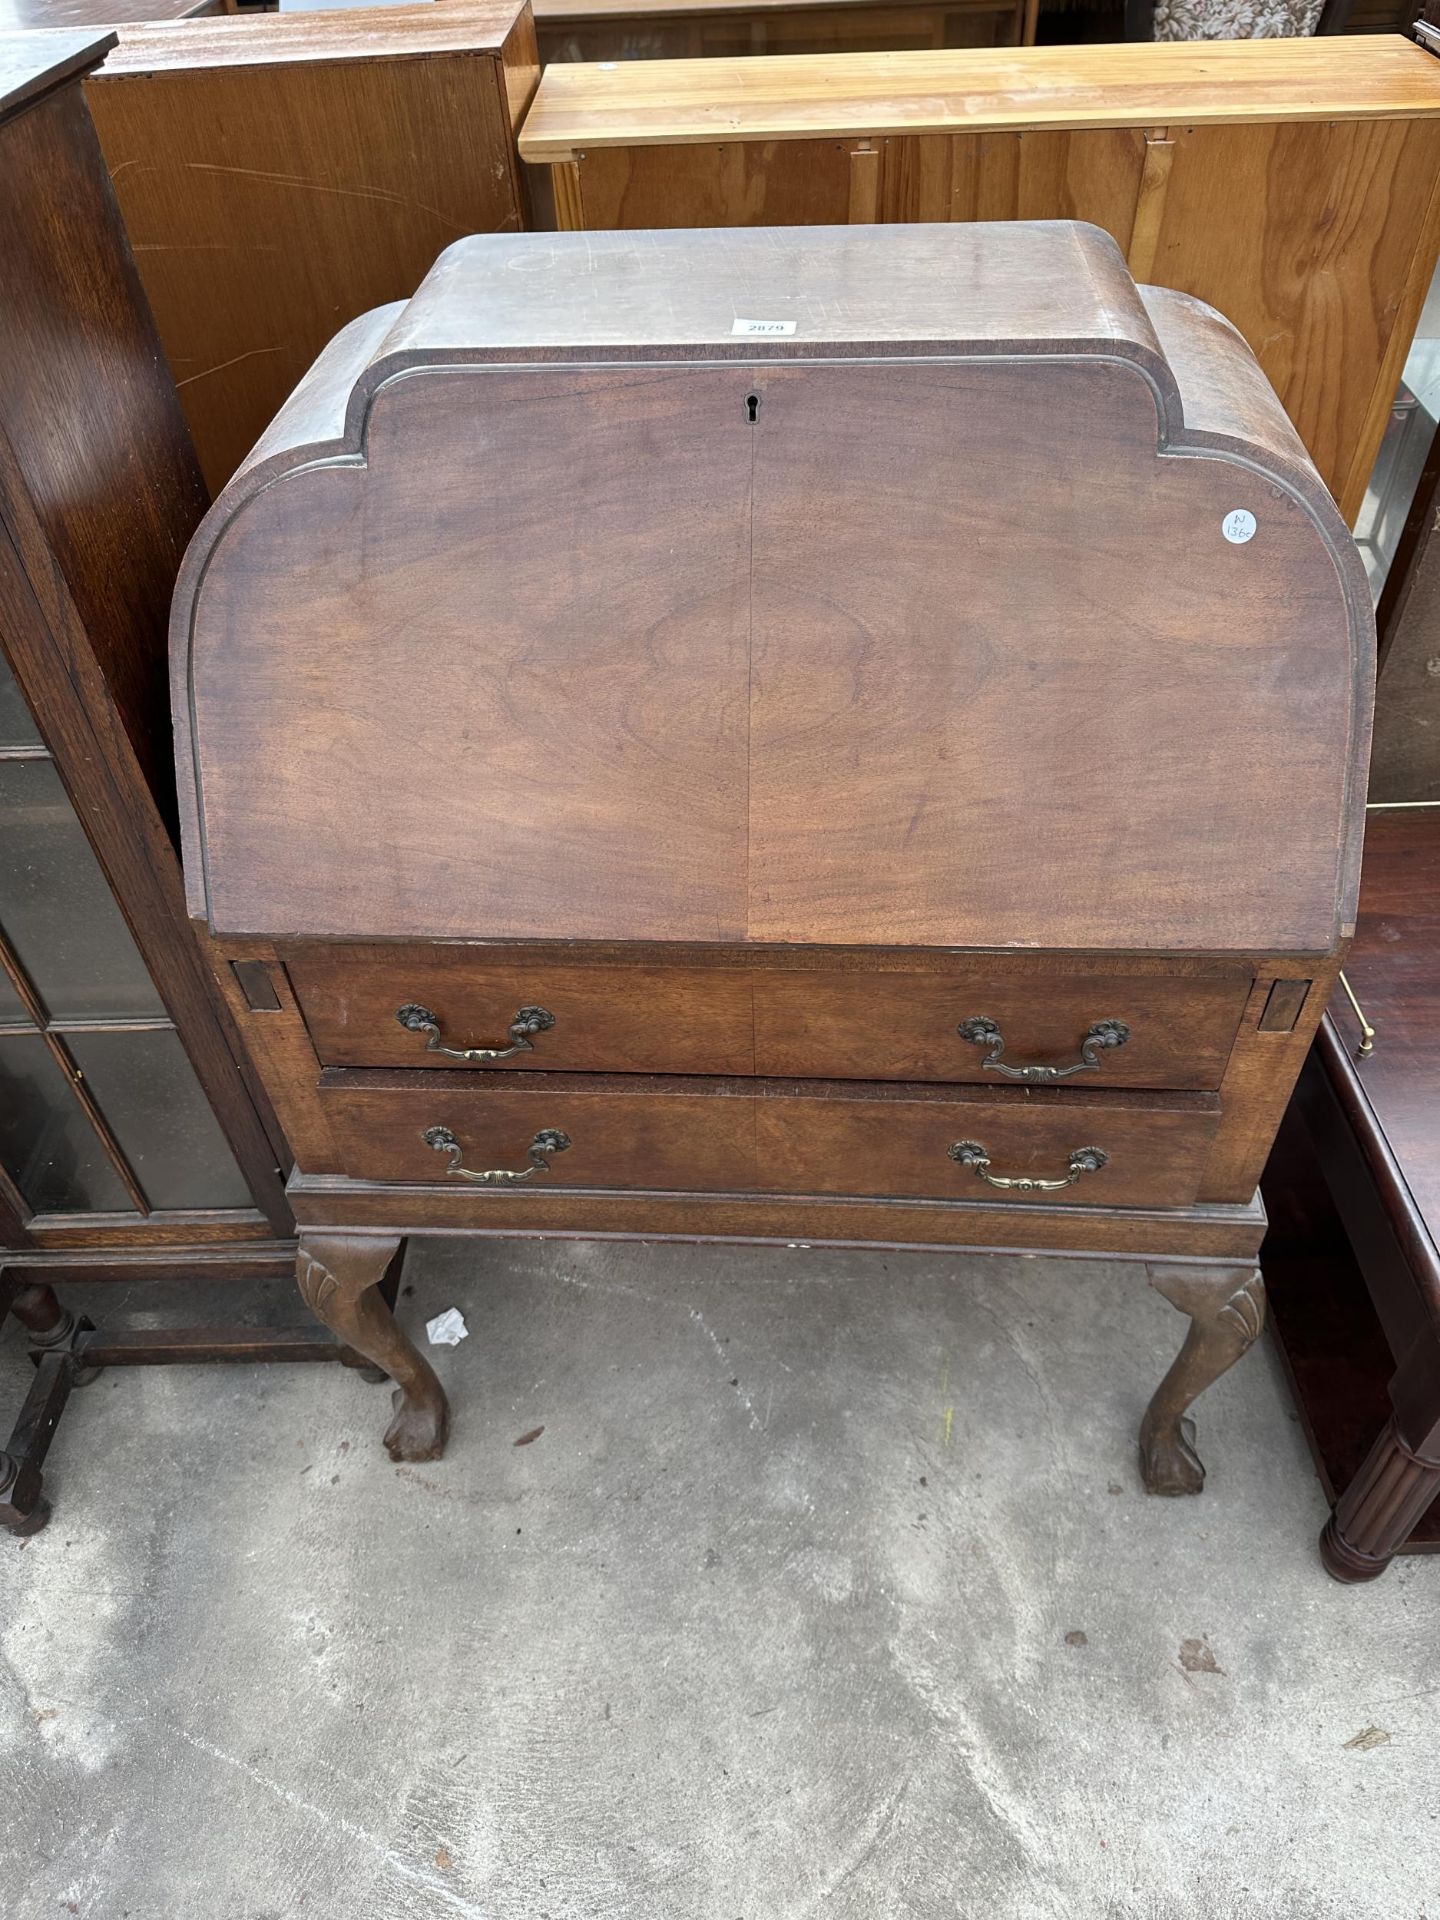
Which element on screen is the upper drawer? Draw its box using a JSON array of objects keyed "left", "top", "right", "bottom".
[{"left": 284, "top": 947, "right": 1250, "bottom": 1090}]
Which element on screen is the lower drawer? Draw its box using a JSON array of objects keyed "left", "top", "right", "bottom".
[{"left": 319, "top": 1072, "right": 1220, "bottom": 1209}]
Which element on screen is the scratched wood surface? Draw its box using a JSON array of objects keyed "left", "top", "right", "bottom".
[
  {"left": 175, "top": 223, "right": 1370, "bottom": 956},
  {"left": 520, "top": 37, "right": 1440, "bottom": 522},
  {"left": 80, "top": 1, "right": 537, "bottom": 491}
]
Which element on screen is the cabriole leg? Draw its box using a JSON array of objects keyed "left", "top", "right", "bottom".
[
  {"left": 1140, "top": 1264, "right": 1265, "bottom": 1495},
  {"left": 297, "top": 1234, "right": 449, "bottom": 1463}
]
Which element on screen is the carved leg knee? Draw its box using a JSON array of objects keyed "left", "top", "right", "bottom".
[
  {"left": 297, "top": 1234, "right": 449, "bottom": 1463},
  {"left": 1139, "top": 1264, "right": 1265, "bottom": 1496}
]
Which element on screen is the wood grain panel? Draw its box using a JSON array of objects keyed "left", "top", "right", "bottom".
[
  {"left": 0, "top": 69, "right": 205, "bottom": 827},
  {"left": 745, "top": 358, "right": 1355, "bottom": 951},
  {"left": 878, "top": 127, "right": 1146, "bottom": 245},
  {"left": 1146, "top": 117, "right": 1440, "bottom": 517},
  {"left": 575, "top": 136, "right": 853, "bottom": 229},
  {"left": 321, "top": 1070, "right": 1219, "bottom": 1207},
  {"left": 191, "top": 365, "right": 754, "bottom": 941},
  {"left": 203, "top": 933, "right": 340, "bottom": 1174}
]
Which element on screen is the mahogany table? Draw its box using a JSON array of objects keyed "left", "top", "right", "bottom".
[{"left": 1263, "top": 806, "right": 1440, "bottom": 1580}]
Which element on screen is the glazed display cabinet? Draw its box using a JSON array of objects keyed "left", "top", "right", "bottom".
[{"left": 0, "top": 29, "right": 300, "bottom": 1535}]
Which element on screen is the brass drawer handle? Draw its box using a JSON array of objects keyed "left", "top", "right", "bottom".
[
  {"left": 422, "top": 1126, "right": 570, "bottom": 1185},
  {"left": 949, "top": 1140, "right": 1108, "bottom": 1193},
  {"left": 957, "top": 1016, "right": 1129, "bottom": 1082},
  {"left": 397, "top": 1002, "right": 555, "bottom": 1062}
]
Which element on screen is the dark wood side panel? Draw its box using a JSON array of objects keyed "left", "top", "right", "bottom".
[
  {"left": 0, "top": 76, "right": 206, "bottom": 829},
  {"left": 0, "top": 66, "right": 289, "bottom": 1236},
  {"left": 1199, "top": 960, "right": 1341, "bottom": 1204}
]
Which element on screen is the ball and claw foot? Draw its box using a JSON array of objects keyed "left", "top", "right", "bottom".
[
  {"left": 383, "top": 1388, "right": 449, "bottom": 1463},
  {"left": 1139, "top": 1413, "right": 1205, "bottom": 1497}
]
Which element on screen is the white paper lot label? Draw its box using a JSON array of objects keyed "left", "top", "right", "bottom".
[{"left": 731, "top": 318, "right": 797, "bottom": 336}]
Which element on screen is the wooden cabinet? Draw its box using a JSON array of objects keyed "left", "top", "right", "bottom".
[
  {"left": 175, "top": 223, "right": 1369, "bottom": 1511},
  {"left": 517, "top": 34, "right": 1440, "bottom": 525},
  {"left": 0, "top": 28, "right": 292, "bottom": 1317},
  {"left": 82, "top": 0, "right": 539, "bottom": 493},
  {"left": 533, "top": 0, "right": 1035, "bottom": 63}
]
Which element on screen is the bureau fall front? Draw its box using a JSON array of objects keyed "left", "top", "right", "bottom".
[{"left": 171, "top": 222, "right": 1372, "bottom": 1494}]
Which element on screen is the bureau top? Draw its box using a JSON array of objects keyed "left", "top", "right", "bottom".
[
  {"left": 363, "top": 221, "right": 1162, "bottom": 366},
  {"left": 517, "top": 35, "right": 1440, "bottom": 161},
  {"left": 173, "top": 222, "right": 1372, "bottom": 957}
]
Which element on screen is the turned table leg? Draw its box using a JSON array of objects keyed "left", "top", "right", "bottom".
[
  {"left": 9, "top": 1284, "right": 68, "bottom": 1342},
  {"left": 1320, "top": 1419, "right": 1440, "bottom": 1583},
  {"left": 1139, "top": 1264, "right": 1265, "bottom": 1495},
  {"left": 297, "top": 1234, "right": 449, "bottom": 1463}
]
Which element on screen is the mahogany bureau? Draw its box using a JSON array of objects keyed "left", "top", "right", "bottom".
[{"left": 171, "top": 223, "right": 1372, "bottom": 1498}]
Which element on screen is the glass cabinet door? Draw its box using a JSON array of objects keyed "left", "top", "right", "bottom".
[{"left": 0, "top": 649, "right": 251, "bottom": 1225}]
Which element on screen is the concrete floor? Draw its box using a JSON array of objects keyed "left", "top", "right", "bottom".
[{"left": 1, "top": 1238, "right": 1436, "bottom": 1919}]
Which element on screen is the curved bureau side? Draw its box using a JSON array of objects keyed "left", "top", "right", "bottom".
[
  {"left": 171, "top": 300, "right": 404, "bottom": 922},
  {"left": 1141, "top": 283, "right": 1374, "bottom": 942}
]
